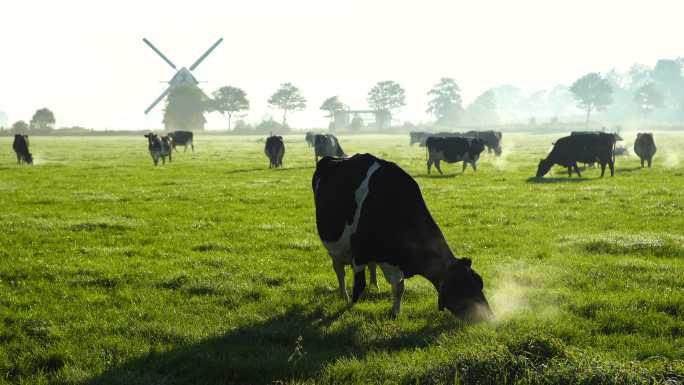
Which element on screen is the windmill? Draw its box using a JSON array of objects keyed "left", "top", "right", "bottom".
[{"left": 142, "top": 37, "right": 223, "bottom": 114}]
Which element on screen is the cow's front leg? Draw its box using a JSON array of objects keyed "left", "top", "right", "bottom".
[
  {"left": 391, "top": 280, "right": 405, "bottom": 318},
  {"left": 567, "top": 166, "right": 572, "bottom": 177},
  {"left": 331, "top": 258, "right": 349, "bottom": 302},
  {"left": 600, "top": 162, "right": 606, "bottom": 177},
  {"left": 427, "top": 158, "right": 433, "bottom": 174},
  {"left": 609, "top": 159, "right": 615, "bottom": 176},
  {"left": 369, "top": 262, "right": 378, "bottom": 289},
  {"left": 352, "top": 266, "right": 367, "bottom": 303},
  {"left": 573, "top": 163, "right": 582, "bottom": 177},
  {"left": 471, "top": 161, "right": 477, "bottom": 172}
]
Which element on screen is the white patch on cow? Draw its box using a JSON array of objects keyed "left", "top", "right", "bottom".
[
  {"left": 322, "top": 161, "right": 381, "bottom": 259},
  {"left": 379, "top": 263, "right": 404, "bottom": 285}
]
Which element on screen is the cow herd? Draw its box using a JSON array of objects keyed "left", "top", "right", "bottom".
[{"left": 2, "top": 129, "right": 670, "bottom": 320}]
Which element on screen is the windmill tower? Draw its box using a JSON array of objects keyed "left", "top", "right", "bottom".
[{"left": 142, "top": 38, "right": 223, "bottom": 115}]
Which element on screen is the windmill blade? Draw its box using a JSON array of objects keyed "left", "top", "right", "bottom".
[
  {"left": 189, "top": 38, "right": 224, "bottom": 71},
  {"left": 145, "top": 87, "right": 171, "bottom": 114},
  {"left": 143, "top": 38, "right": 177, "bottom": 70}
]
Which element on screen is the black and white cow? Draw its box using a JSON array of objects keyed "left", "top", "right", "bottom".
[
  {"left": 313, "top": 153, "right": 492, "bottom": 320},
  {"left": 265, "top": 135, "right": 285, "bottom": 168},
  {"left": 305, "top": 131, "right": 315, "bottom": 147},
  {"left": 409, "top": 131, "right": 430, "bottom": 146},
  {"left": 536, "top": 133, "right": 615, "bottom": 177},
  {"left": 144, "top": 133, "right": 173, "bottom": 166},
  {"left": 634, "top": 133, "right": 656, "bottom": 168},
  {"left": 167, "top": 131, "right": 194, "bottom": 152},
  {"left": 314, "top": 134, "right": 345, "bottom": 163},
  {"left": 12, "top": 134, "right": 33, "bottom": 165},
  {"left": 465, "top": 130, "right": 503, "bottom": 156},
  {"left": 426, "top": 136, "right": 486, "bottom": 174}
]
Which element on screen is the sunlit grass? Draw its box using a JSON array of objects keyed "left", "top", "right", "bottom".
[{"left": 0, "top": 133, "right": 683, "bottom": 384}]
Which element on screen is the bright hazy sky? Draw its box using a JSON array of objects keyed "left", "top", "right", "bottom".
[{"left": 1, "top": 0, "right": 682, "bottom": 130}]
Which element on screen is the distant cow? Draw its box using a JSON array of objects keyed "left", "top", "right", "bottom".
[
  {"left": 409, "top": 131, "right": 430, "bottom": 146},
  {"left": 12, "top": 135, "right": 33, "bottom": 165},
  {"left": 426, "top": 136, "right": 486, "bottom": 174},
  {"left": 537, "top": 133, "right": 615, "bottom": 177},
  {"left": 144, "top": 133, "right": 173, "bottom": 166},
  {"left": 167, "top": 131, "right": 194, "bottom": 152},
  {"left": 305, "top": 131, "right": 315, "bottom": 147},
  {"left": 265, "top": 135, "right": 285, "bottom": 168},
  {"left": 465, "top": 130, "right": 503, "bottom": 156},
  {"left": 634, "top": 133, "right": 656, "bottom": 168},
  {"left": 314, "top": 134, "right": 345, "bottom": 163},
  {"left": 313, "top": 153, "right": 492, "bottom": 320}
]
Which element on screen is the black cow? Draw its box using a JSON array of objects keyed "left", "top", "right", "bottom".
[
  {"left": 409, "top": 131, "right": 430, "bottom": 146},
  {"left": 426, "top": 136, "right": 486, "bottom": 174},
  {"left": 12, "top": 134, "right": 33, "bottom": 165},
  {"left": 465, "top": 130, "right": 502, "bottom": 156},
  {"left": 314, "top": 134, "right": 345, "bottom": 163},
  {"left": 144, "top": 133, "right": 173, "bottom": 166},
  {"left": 313, "top": 153, "right": 492, "bottom": 320},
  {"left": 536, "top": 133, "right": 615, "bottom": 177},
  {"left": 167, "top": 131, "right": 194, "bottom": 152},
  {"left": 305, "top": 131, "right": 315, "bottom": 147},
  {"left": 634, "top": 133, "right": 656, "bottom": 168},
  {"left": 265, "top": 135, "right": 285, "bottom": 168}
]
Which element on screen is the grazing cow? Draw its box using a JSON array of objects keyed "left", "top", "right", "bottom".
[
  {"left": 305, "top": 131, "right": 315, "bottom": 147},
  {"left": 313, "top": 153, "right": 492, "bottom": 320},
  {"left": 314, "top": 134, "right": 345, "bottom": 163},
  {"left": 409, "top": 131, "right": 430, "bottom": 146},
  {"left": 634, "top": 133, "right": 656, "bottom": 168},
  {"left": 12, "top": 134, "right": 33, "bottom": 165},
  {"left": 264, "top": 135, "right": 285, "bottom": 168},
  {"left": 144, "top": 133, "right": 173, "bottom": 166},
  {"left": 167, "top": 131, "right": 194, "bottom": 152},
  {"left": 536, "top": 133, "right": 615, "bottom": 177},
  {"left": 465, "top": 130, "right": 503, "bottom": 156},
  {"left": 426, "top": 136, "right": 486, "bottom": 174}
]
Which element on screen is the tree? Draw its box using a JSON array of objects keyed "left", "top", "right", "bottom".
[
  {"left": 548, "top": 85, "right": 575, "bottom": 119},
  {"left": 367, "top": 80, "right": 405, "bottom": 129},
  {"left": 634, "top": 82, "right": 664, "bottom": 117},
  {"left": 463, "top": 90, "right": 499, "bottom": 125},
  {"left": 210, "top": 86, "right": 249, "bottom": 130},
  {"left": 30, "top": 108, "right": 55, "bottom": 131},
  {"left": 268, "top": 83, "right": 306, "bottom": 127},
  {"left": 11, "top": 120, "right": 29, "bottom": 132},
  {"left": 163, "top": 84, "right": 209, "bottom": 131},
  {"left": 320, "top": 96, "right": 346, "bottom": 123},
  {"left": 426, "top": 78, "right": 463, "bottom": 126},
  {"left": 569, "top": 73, "right": 613, "bottom": 127}
]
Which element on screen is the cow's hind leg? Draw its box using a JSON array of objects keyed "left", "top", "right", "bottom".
[
  {"left": 434, "top": 160, "right": 443, "bottom": 175},
  {"left": 427, "top": 158, "right": 433, "bottom": 174},
  {"left": 168, "top": 152, "right": 172, "bottom": 163},
  {"left": 462, "top": 161, "right": 468, "bottom": 173},
  {"left": 600, "top": 162, "right": 606, "bottom": 177},
  {"left": 471, "top": 161, "right": 477, "bottom": 172},
  {"left": 641, "top": 158, "right": 645, "bottom": 168},
  {"left": 332, "top": 258, "right": 349, "bottom": 302},
  {"left": 567, "top": 166, "right": 572, "bottom": 177},
  {"left": 647, "top": 157, "right": 652, "bottom": 168}
]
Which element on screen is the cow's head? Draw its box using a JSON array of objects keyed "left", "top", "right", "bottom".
[
  {"left": 536, "top": 158, "right": 552, "bottom": 178},
  {"left": 25, "top": 152, "right": 33, "bottom": 165},
  {"left": 438, "top": 258, "right": 492, "bottom": 322}
]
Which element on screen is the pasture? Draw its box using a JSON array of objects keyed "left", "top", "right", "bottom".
[{"left": 1, "top": 133, "right": 683, "bottom": 385}]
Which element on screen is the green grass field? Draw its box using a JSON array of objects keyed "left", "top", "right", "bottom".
[{"left": 1, "top": 133, "right": 683, "bottom": 385}]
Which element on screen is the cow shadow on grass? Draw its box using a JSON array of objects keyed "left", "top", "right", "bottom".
[
  {"left": 83, "top": 301, "right": 460, "bottom": 385},
  {"left": 526, "top": 176, "right": 593, "bottom": 184},
  {"left": 414, "top": 173, "right": 458, "bottom": 179}
]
